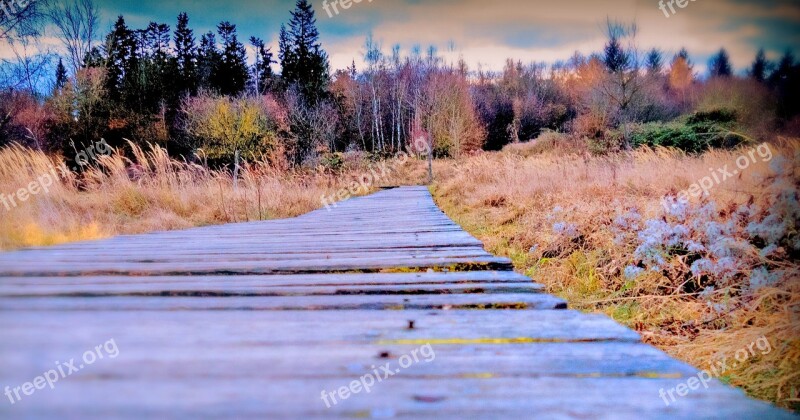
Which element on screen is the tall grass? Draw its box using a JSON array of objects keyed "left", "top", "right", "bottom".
[{"left": 0, "top": 142, "right": 427, "bottom": 250}]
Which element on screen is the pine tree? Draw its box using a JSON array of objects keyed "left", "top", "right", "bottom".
[
  {"left": 249, "top": 36, "right": 274, "bottom": 95},
  {"left": 197, "top": 31, "right": 220, "bottom": 92},
  {"left": 278, "top": 24, "right": 293, "bottom": 87},
  {"left": 645, "top": 48, "right": 663, "bottom": 75},
  {"left": 708, "top": 48, "right": 732, "bottom": 78},
  {"left": 140, "top": 22, "right": 176, "bottom": 112},
  {"left": 769, "top": 50, "right": 795, "bottom": 85},
  {"left": 676, "top": 48, "right": 691, "bottom": 65},
  {"left": 604, "top": 37, "right": 627, "bottom": 72},
  {"left": 280, "top": 0, "right": 330, "bottom": 104},
  {"left": 103, "top": 16, "right": 138, "bottom": 101},
  {"left": 174, "top": 12, "right": 197, "bottom": 95},
  {"left": 216, "top": 21, "right": 249, "bottom": 96},
  {"left": 749, "top": 48, "right": 768, "bottom": 83},
  {"left": 603, "top": 23, "right": 629, "bottom": 73},
  {"left": 54, "top": 58, "right": 68, "bottom": 90}
]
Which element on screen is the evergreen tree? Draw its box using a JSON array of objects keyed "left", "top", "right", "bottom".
[
  {"left": 83, "top": 47, "right": 104, "bottom": 68},
  {"left": 768, "top": 50, "right": 794, "bottom": 86},
  {"left": 249, "top": 36, "right": 274, "bottom": 95},
  {"left": 278, "top": 24, "right": 293, "bottom": 87},
  {"left": 103, "top": 16, "right": 138, "bottom": 102},
  {"left": 173, "top": 12, "right": 197, "bottom": 96},
  {"left": 768, "top": 50, "right": 800, "bottom": 119},
  {"left": 749, "top": 48, "right": 769, "bottom": 83},
  {"left": 280, "top": 0, "right": 330, "bottom": 104},
  {"left": 708, "top": 48, "right": 732, "bottom": 78},
  {"left": 216, "top": 22, "right": 249, "bottom": 96},
  {"left": 676, "top": 48, "right": 691, "bottom": 65},
  {"left": 197, "top": 31, "right": 220, "bottom": 92},
  {"left": 54, "top": 58, "right": 68, "bottom": 90},
  {"left": 141, "top": 22, "right": 176, "bottom": 111},
  {"left": 603, "top": 24, "right": 629, "bottom": 73},
  {"left": 645, "top": 48, "right": 663, "bottom": 75}
]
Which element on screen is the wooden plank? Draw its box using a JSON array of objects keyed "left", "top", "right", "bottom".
[
  {"left": 0, "top": 281, "right": 543, "bottom": 297},
  {"left": 0, "top": 271, "right": 534, "bottom": 287},
  {"left": 0, "top": 248, "right": 492, "bottom": 261},
  {"left": 0, "top": 292, "right": 567, "bottom": 310},
  {"left": 0, "top": 310, "right": 641, "bottom": 344},
  {"left": 0, "top": 342, "right": 701, "bottom": 382},
  {"left": 0, "top": 257, "right": 514, "bottom": 277}
]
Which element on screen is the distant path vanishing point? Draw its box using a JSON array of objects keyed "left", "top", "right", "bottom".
[{"left": 0, "top": 186, "right": 791, "bottom": 418}]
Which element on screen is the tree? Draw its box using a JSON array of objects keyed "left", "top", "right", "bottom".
[
  {"left": 54, "top": 58, "right": 68, "bottom": 90},
  {"left": 173, "top": 13, "right": 197, "bottom": 96},
  {"left": 249, "top": 36, "right": 274, "bottom": 95},
  {"left": 603, "top": 22, "right": 629, "bottom": 73},
  {"left": 102, "top": 16, "right": 137, "bottom": 102},
  {"left": 140, "top": 22, "right": 177, "bottom": 112},
  {"left": 215, "top": 22, "right": 248, "bottom": 96},
  {"left": 708, "top": 48, "right": 732, "bottom": 78},
  {"left": 749, "top": 48, "right": 769, "bottom": 83},
  {"left": 48, "top": 0, "right": 99, "bottom": 74},
  {"left": 0, "top": 0, "right": 49, "bottom": 41},
  {"left": 669, "top": 48, "right": 693, "bottom": 90},
  {"left": 768, "top": 50, "right": 794, "bottom": 86},
  {"left": 645, "top": 48, "right": 663, "bottom": 75},
  {"left": 280, "top": 0, "right": 330, "bottom": 104},
  {"left": 197, "top": 31, "right": 220, "bottom": 92}
]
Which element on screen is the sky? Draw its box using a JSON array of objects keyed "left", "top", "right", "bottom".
[{"left": 14, "top": 0, "right": 800, "bottom": 74}]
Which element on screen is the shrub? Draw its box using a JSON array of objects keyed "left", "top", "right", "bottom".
[
  {"left": 181, "top": 93, "right": 283, "bottom": 165},
  {"left": 501, "top": 130, "right": 587, "bottom": 157},
  {"left": 625, "top": 109, "right": 743, "bottom": 153},
  {"left": 621, "top": 158, "right": 798, "bottom": 292}
]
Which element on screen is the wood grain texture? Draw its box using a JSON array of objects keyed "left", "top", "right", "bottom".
[{"left": 0, "top": 186, "right": 789, "bottom": 418}]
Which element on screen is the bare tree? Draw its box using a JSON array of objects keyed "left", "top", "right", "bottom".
[
  {"left": 48, "top": 0, "right": 99, "bottom": 74},
  {"left": 0, "top": 36, "right": 53, "bottom": 95},
  {"left": 0, "top": 0, "right": 50, "bottom": 41}
]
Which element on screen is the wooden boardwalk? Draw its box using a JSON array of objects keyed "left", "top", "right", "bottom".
[{"left": 0, "top": 186, "right": 790, "bottom": 418}]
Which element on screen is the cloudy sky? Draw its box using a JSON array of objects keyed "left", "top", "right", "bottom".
[{"left": 32, "top": 0, "right": 800, "bottom": 74}]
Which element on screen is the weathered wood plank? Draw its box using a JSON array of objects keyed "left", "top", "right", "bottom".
[
  {"left": 0, "top": 271, "right": 533, "bottom": 287},
  {"left": 0, "top": 292, "right": 567, "bottom": 310},
  {"left": 0, "top": 281, "right": 543, "bottom": 297},
  {"left": 0, "top": 310, "right": 641, "bottom": 344}
]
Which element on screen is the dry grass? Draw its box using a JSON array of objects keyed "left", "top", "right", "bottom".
[
  {"left": 429, "top": 139, "right": 799, "bottom": 410},
  {"left": 0, "top": 143, "right": 428, "bottom": 250}
]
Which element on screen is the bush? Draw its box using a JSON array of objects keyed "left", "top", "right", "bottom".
[
  {"left": 501, "top": 130, "right": 587, "bottom": 157},
  {"left": 625, "top": 109, "right": 743, "bottom": 153},
  {"left": 181, "top": 93, "right": 283, "bottom": 165}
]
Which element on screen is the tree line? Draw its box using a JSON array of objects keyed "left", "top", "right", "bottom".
[{"left": 1, "top": 2, "right": 798, "bottom": 166}]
